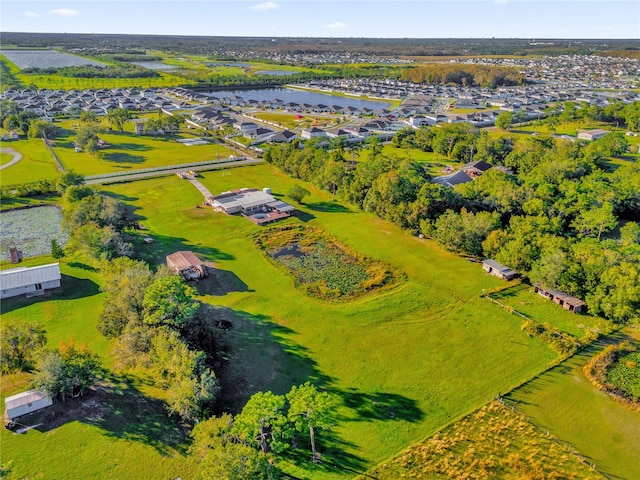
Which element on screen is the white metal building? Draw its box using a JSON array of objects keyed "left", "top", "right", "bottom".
[
  {"left": 0, "top": 263, "right": 62, "bottom": 299},
  {"left": 4, "top": 390, "right": 53, "bottom": 426}
]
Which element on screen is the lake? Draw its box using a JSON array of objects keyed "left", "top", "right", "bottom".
[
  {"left": 0, "top": 206, "right": 68, "bottom": 261},
  {"left": 130, "top": 61, "right": 179, "bottom": 71},
  {"left": 206, "top": 87, "right": 393, "bottom": 110},
  {"left": 1, "top": 50, "right": 105, "bottom": 69},
  {"left": 256, "top": 70, "right": 301, "bottom": 76}
]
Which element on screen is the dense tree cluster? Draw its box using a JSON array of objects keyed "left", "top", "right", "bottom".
[
  {"left": 31, "top": 339, "right": 103, "bottom": 402},
  {"left": 265, "top": 122, "right": 640, "bottom": 324},
  {"left": 22, "top": 64, "right": 160, "bottom": 79},
  {"left": 190, "top": 382, "right": 337, "bottom": 478},
  {"left": 96, "top": 258, "right": 219, "bottom": 423},
  {"left": 401, "top": 64, "right": 524, "bottom": 87}
]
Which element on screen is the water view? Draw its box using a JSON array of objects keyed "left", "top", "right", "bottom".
[
  {"left": 0, "top": 206, "right": 68, "bottom": 261},
  {"left": 206, "top": 87, "right": 393, "bottom": 110},
  {"left": 256, "top": 70, "right": 301, "bottom": 76},
  {"left": 0, "top": 50, "right": 105, "bottom": 69}
]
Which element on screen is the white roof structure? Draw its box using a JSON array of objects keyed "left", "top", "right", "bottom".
[
  {"left": 5, "top": 390, "right": 51, "bottom": 411},
  {"left": 1, "top": 263, "right": 61, "bottom": 290}
]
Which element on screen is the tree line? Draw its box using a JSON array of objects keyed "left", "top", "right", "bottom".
[
  {"left": 264, "top": 123, "right": 640, "bottom": 325},
  {"left": 22, "top": 64, "right": 160, "bottom": 79},
  {"left": 401, "top": 64, "right": 524, "bottom": 87}
]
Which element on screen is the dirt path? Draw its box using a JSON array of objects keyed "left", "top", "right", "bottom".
[{"left": 0, "top": 147, "right": 23, "bottom": 170}]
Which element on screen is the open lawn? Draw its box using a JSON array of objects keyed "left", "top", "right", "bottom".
[
  {"left": 0, "top": 139, "right": 59, "bottom": 186},
  {"left": 94, "top": 165, "right": 560, "bottom": 479},
  {"left": 48, "top": 125, "right": 234, "bottom": 176},
  {"left": 378, "top": 145, "right": 460, "bottom": 174},
  {"left": 1, "top": 153, "right": 14, "bottom": 167},
  {"left": 505, "top": 331, "right": 640, "bottom": 480}
]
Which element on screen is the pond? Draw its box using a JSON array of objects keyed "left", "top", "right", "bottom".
[
  {"left": 129, "top": 61, "right": 179, "bottom": 71},
  {"left": 1, "top": 50, "right": 105, "bottom": 69},
  {"left": 206, "top": 87, "right": 393, "bottom": 110},
  {"left": 256, "top": 70, "right": 301, "bottom": 76},
  {"left": 0, "top": 206, "right": 68, "bottom": 261}
]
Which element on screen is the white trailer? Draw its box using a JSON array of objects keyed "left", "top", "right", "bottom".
[{"left": 4, "top": 390, "right": 53, "bottom": 428}]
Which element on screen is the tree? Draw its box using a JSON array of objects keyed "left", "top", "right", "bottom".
[
  {"left": 51, "top": 238, "right": 65, "bottom": 260},
  {"left": 0, "top": 322, "right": 47, "bottom": 373},
  {"left": 495, "top": 111, "right": 513, "bottom": 131},
  {"left": 286, "top": 382, "right": 337, "bottom": 460},
  {"left": 150, "top": 329, "right": 219, "bottom": 422},
  {"left": 287, "top": 185, "right": 310, "bottom": 204},
  {"left": 32, "top": 339, "right": 102, "bottom": 401},
  {"left": 55, "top": 170, "right": 85, "bottom": 194},
  {"left": 233, "top": 391, "right": 290, "bottom": 454},
  {"left": 143, "top": 276, "right": 199, "bottom": 329},
  {"left": 106, "top": 108, "right": 131, "bottom": 132},
  {"left": 79, "top": 110, "right": 98, "bottom": 124},
  {"left": 191, "top": 415, "right": 283, "bottom": 480},
  {"left": 27, "top": 119, "right": 57, "bottom": 139},
  {"left": 98, "top": 257, "right": 153, "bottom": 339},
  {"left": 74, "top": 124, "right": 102, "bottom": 153}
]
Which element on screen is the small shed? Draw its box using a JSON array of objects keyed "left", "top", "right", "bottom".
[
  {"left": 166, "top": 251, "right": 207, "bottom": 280},
  {"left": 577, "top": 129, "right": 609, "bottom": 141},
  {"left": 4, "top": 390, "right": 53, "bottom": 427},
  {"left": 533, "top": 283, "right": 587, "bottom": 314},
  {"left": 482, "top": 259, "right": 518, "bottom": 281}
]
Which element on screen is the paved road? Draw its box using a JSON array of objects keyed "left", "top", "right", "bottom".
[
  {"left": 86, "top": 157, "right": 264, "bottom": 185},
  {"left": 0, "top": 148, "right": 23, "bottom": 170}
]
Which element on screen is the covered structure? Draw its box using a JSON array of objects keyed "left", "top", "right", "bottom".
[
  {"left": 207, "top": 188, "right": 295, "bottom": 223},
  {"left": 166, "top": 251, "right": 207, "bottom": 280},
  {"left": 1, "top": 263, "right": 61, "bottom": 299},
  {"left": 533, "top": 283, "right": 587, "bottom": 314},
  {"left": 482, "top": 259, "right": 518, "bottom": 281},
  {"left": 4, "top": 390, "right": 53, "bottom": 428}
]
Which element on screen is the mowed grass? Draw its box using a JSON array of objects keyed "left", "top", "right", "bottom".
[
  {"left": 0, "top": 139, "right": 59, "bottom": 185},
  {"left": 98, "top": 165, "right": 558, "bottom": 479},
  {"left": 505, "top": 331, "right": 640, "bottom": 480},
  {"left": 49, "top": 126, "right": 234, "bottom": 176},
  {"left": 488, "top": 283, "right": 605, "bottom": 338}
]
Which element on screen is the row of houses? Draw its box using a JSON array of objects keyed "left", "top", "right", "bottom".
[{"left": 1, "top": 87, "right": 191, "bottom": 117}]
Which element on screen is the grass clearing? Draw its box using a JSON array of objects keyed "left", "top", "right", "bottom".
[
  {"left": 48, "top": 124, "right": 234, "bottom": 176},
  {"left": 0, "top": 139, "right": 59, "bottom": 186},
  {"left": 505, "top": 331, "right": 640, "bottom": 480},
  {"left": 97, "top": 165, "right": 558, "bottom": 478}
]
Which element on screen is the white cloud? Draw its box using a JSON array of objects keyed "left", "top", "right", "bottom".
[
  {"left": 325, "top": 21, "right": 347, "bottom": 30},
  {"left": 249, "top": 2, "right": 279, "bottom": 11},
  {"left": 50, "top": 9, "right": 79, "bottom": 17},
  {"left": 24, "top": 11, "right": 40, "bottom": 18}
]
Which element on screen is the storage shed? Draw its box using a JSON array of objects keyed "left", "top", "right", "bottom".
[
  {"left": 0, "top": 263, "right": 61, "bottom": 299},
  {"left": 4, "top": 390, "right": 53, "bottom": 427},
  {"left": 482, "top": 259, "right": 518, "bottom": 280},
  {"left": 533, "top": 283, "right": 587, "bottom": 314},
  {"left": 166, "top": 251, "right": 207, "bottom": 280}
]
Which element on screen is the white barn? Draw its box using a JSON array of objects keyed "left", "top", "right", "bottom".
[
  {"left": 4, "top": 390, "right": 53, "bottom": 427},
  {"left": 0, "top": 263, "right": 62, "bottom": 299}
]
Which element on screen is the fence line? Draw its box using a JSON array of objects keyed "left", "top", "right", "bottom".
[
  {"left": 84, "top": 157, "right": 244, "bottom": 180},
  {"left": 41, "top": 132, "right": 65, "bottom": 172}
]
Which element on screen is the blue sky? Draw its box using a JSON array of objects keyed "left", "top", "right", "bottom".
[{"left": 1, "top": 1, "right": 638, "bottom": 39}]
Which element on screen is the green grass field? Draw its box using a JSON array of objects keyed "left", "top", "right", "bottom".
[
  {"left": 1, "top": 153, "right": 14, "bottom": 166},
  {"left": 505, "top": 331, "right": 640, "bottom": 480},
  {"left": 0, "top": 139, "right": 59, "bottom": 185},
  {"left": 47, "top": 123, "right": 234, "bottom": 177},
  {"left": 1, "top": 163, "right": 612, "bottom": 479},
  {"left": 97, "top": 165, "right": 558, "bottom": 478}
]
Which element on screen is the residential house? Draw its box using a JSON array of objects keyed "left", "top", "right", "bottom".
[{"left": 1, "top": 263, "right": 61, "bottom": 299}]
